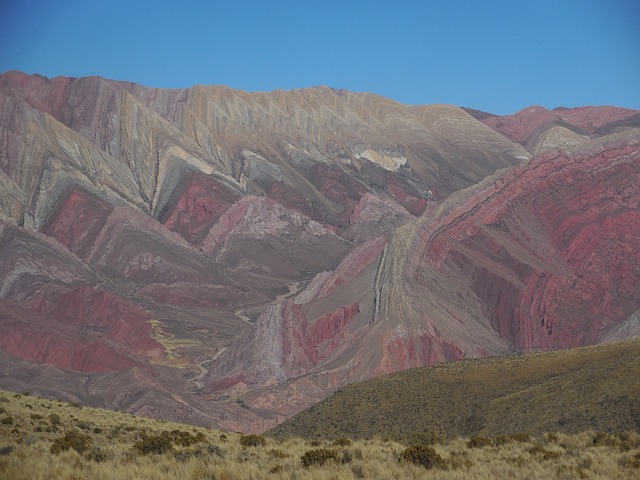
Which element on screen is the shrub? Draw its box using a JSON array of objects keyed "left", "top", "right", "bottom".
[
  {"left": 400, "top": 445, "right": 444, "bottom": 469},
  {"left": 75, "top": 420, "right": 93, "bottom": 430},
  {"left": 206, "top": 444, "right": 226, "bottom": 457},
  {"left": 467, "top": 436, "right": 493, "bottom": 448},
  {"left": 301, "top": 448, "right": 339, "bottom": 468},
  {"left": 49, "top": 413, "right": 61, "bottom": 426},
  {"left": 239, "top": 434, "right": 266, "bottom": 448},
  {"left": 50, "top": 429, "right": 92, "bottom": 455},
  {"left": 133, "top": 432, "right": 173, "bottom": 455},
  {"left": 1, "top": 416, "right": 14, "bottom": 425},
  {"left": 30, "top": 414, "right": 43, "bottom": 420},
  {"left": 0, "top": 446, "right": 14, "bottom": 456},
  {"left": 332, "top": 437, "right": 352, "bottom": 446},
  {"left": 172, "top": 430, "right": 206, "bottom": 447},
  {"left": 0, "top": 396, "right": 9, "bottom": 403},
  {"left": 85, "top": 445, "right": 111, "bottom": 462},
  {"left": 269, "top": 465, "right": 284, "bottom": 474}
]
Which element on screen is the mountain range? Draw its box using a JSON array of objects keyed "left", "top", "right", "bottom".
[{"left": 0, "top": 70, "right": 639, "bottom": 432}]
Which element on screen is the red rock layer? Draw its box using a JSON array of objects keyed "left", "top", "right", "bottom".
[
  {"left": 29, "top": 285, "right": 164, "bottom": 357},
  {"left": 0, "top": 299, "right": 139, "bottom": 373},
  {"left": 422, "top": 139, "right": 640, "bottom": 350},
  {"left": 162, "top": 171, "right": 240, "bottom": 244},
  {"left": 41, "top": 187, "right": 114, "bottom": 258}
]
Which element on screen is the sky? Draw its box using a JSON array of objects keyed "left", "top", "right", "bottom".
[{"left": 1, "top": 0, "right": 639, "bottom": 115}]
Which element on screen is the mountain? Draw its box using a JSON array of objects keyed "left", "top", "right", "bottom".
[
  {"left": 0, "top": 71, "right": 638, "bottom": 432},
  {"left": 268, "top": 339, "right": 640, "bottom": 440}
]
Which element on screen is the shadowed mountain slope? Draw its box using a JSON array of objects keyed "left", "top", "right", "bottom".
[{"left": 268, "top": 339, "right": 640, "bottom": 440}]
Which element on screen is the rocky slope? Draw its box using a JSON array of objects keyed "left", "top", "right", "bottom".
[{"left": 0, "top": 71, "right": 638, "bottom": 432}]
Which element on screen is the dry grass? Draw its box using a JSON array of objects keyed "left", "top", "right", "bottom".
[{"left": 1, "top": 390, "right": 640, "bottom": 479}]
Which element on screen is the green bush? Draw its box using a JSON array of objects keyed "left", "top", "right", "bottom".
[
  {"left": 301, "top": 448, "right": 339, "bottom": 468},
  {"left": 49, "top": 413, "right": 61, "bottom": 426},
  {"left": 133, "top": 432, "right": 173, "bottom": 455},
  {"left": 172, "top": 430, "right": 206, "bottom": 447},
  {"left": 50, "top": 429, "right": 92, "bottom": 455},
  {"left": 239, "top": 434, "right": 266, "bottom": 448},
  {"left": 400, "top": 445, "right": 444, "bottom": 469},
  {"left": 1, "top": 416, "right": 14, "bottom": 425},
  {"left": 75, "top": 420, "right": 93, "bottom": 430}
]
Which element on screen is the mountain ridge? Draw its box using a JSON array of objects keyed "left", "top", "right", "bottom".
[{"left": 0, "top": 71, "right": 638, "bottom": 432}]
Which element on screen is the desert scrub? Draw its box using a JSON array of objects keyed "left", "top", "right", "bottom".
[
  {"left": 48, "top": 413, "right": 61, "bottom": 427},
  {"left": 1, "top": 416, "right": 14, "bottom": 425},
  {"left": 50, "top": 429, "right": 92, "bottom": 454},
  {"left": 169, "top": 429, "right": 206, "bottom": 446},
  {"left": 133, "top": 432, "right": 173, "bottom": 455},
  {"left": 239, "top": 434, "right": 266, "bottom": 447},
  {"left": 399, "top": 444, "right": 444, "bottom": 469},
  {"left": 300, "top": 448, "right": 339, "bottom": 468}
]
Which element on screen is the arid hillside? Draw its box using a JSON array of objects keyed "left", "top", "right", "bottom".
[{"left": 269, "top": 339, "right": 640, "bottom": 440}]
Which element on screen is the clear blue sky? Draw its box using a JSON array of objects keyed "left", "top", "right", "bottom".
[{"left": 1, "top": 0, "right": 639, "bottom": 114}]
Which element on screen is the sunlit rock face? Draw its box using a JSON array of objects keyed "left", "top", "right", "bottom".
[{"left": 0, "top": 70, "right": 639, "bottom": 432}]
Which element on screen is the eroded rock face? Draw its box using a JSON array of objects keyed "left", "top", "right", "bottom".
[{"left": 0, "top": 71, "right": 639, "bottom": 433}]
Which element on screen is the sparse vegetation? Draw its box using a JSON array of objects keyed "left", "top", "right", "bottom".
[
  {"left": 269, "top": 339, "right": 640, "bottom": 441},
  {"left": 133, "top": 432, "right": 174, "bottom": 455},
  {"left": 300, "top": 448, "right": 338, "bottom": 468},
  {"left": 239, "top": 433, "right": 266, "bottom": 447},
  {"left": 400, "top": 444, "right": 444, "bottom": 469},
  {"left": 50, "top": 429, "right": 92, "bottom": 454},
  {"left": 0, "top": 385, "right": 639, "bottom": 479}
]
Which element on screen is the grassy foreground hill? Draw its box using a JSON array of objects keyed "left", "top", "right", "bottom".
[
  {"left": 269, "top": 340, "right": 640, "bottom": 441},
  {"left": 1, "top": 385, "right": 640, "bottom": 479}
]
